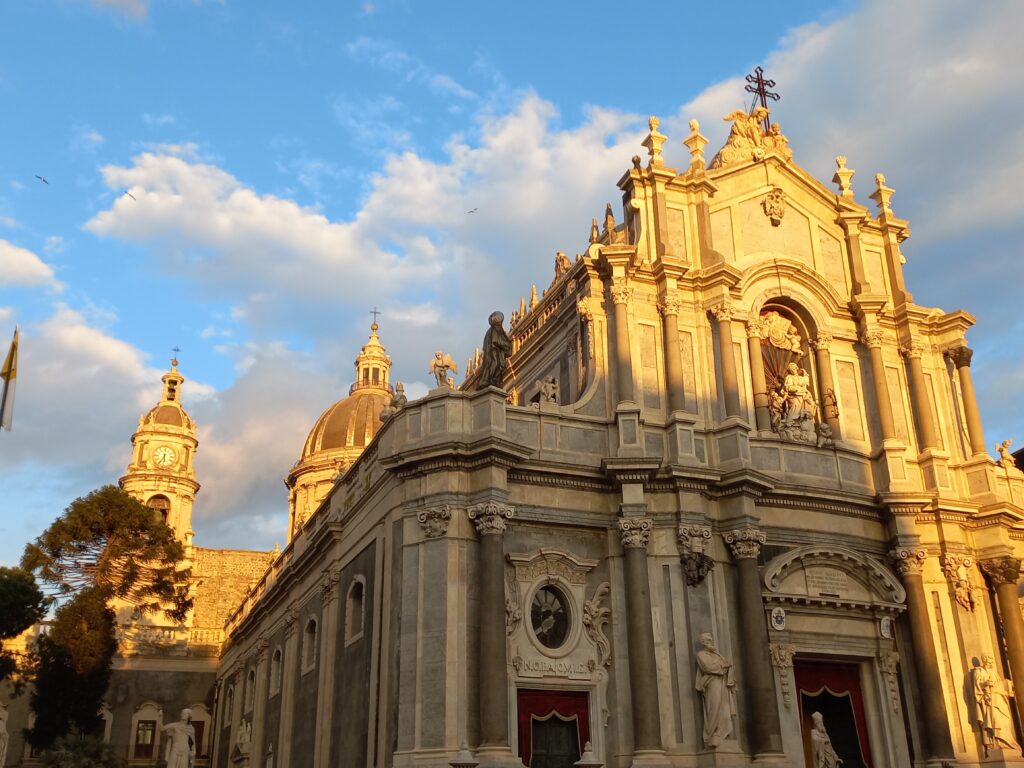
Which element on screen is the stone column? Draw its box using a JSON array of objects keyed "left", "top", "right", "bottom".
[
  {"left": 610, "top": 278, "right": 635, "bottom": 404},
  {"left": 889, "top": 547, "right": 955, "bottom": 762},
  {"left": 250, "top": 637, "right": 270, "bottom": 763},
  {"left": 900, "top": 341, "right": 939, "bottom": 450},
  {"left": 745, "top": 320, "right": 771, "bottom": 431},
  {"left": 658, "top": 295, "right": 686, "bottom": 413},
  {"left": 469, "top": 502, "right": 515, "bottom": 755},
  {"left": 947, "top": 346, "right": 987, "bottom": 456},
  {"left": 860, "top": 327, "right": 897, "bottom": 441},
  {"left": 618, "top": 517, "right": 663, "bottom": 755},
  {"left": 811, "top": 332, "right": 842, "bottom": 439},
  {"left": 981, "top": 557, "right": 1024, "bottom": 730},
  {"left": 277, "top": 607, "right": 300, "bottom": 768},
  {"left": 710, "top": 304, "right": 741, "bottom": 419},
  {"left": 313, "top": 570, "right": 341, "bottom": 768},
  {"left": 722, "top": 528, "right": 783, "bottom": 756}
]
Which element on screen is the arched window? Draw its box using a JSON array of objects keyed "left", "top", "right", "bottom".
[
  {"left": 222, "top": 685, "right": 235, "bottom": 731},
  {"left": 269, "top": 647, "right": 283, "bottom": 696},
  {"left": 345, "top": 577, "right": 366, "bottom": 645},
  {"left": 244, "top": 668, "right": 256, "bottom": 712},
  {"left": 302, "top": 617, "right": 318, "bottom": 673},
  {"left": 130, "top": 702, "right": 163, "bottom": 760},
  {"left": 146, "top": 494, "right": 171, "bottom": 523}
]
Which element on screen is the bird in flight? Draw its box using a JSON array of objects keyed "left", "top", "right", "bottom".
[
  {"left": 123, "top": 190, "right": 137, "bottom": 201},
  {"left": 466, "top": 207, "right": 478, "bottom": 214},
  {"left": 35, "top": 175, "right": 48, "bottom": 185}
]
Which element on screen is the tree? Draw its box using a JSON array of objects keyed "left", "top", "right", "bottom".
[
  {"left": 22, "top": 485, "right": 192, "bottom": 621},
  {"left": 26, "top": 587, "right": 117, "bottom": 749},
  {"left": 0, "top": 566, "right": 48, "bottom": 683}
]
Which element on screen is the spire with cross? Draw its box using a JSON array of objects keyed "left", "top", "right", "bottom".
[
  {"left": 369, "top": 307, "right": 381, "bottom": 329},
  {"left": 171, "top": 346, "right": 181, "bottom": 368},
  {"left": 744, "top": 66, "right": 780, "bottom": 133}
]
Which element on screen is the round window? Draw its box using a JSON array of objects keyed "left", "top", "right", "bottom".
[{"left": 530, "top": 585, "right": 570, "bottom": 649}]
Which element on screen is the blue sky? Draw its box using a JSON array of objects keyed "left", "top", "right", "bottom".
[{"left": 1, "top": 0, "right": 1022, "bottom": 563}]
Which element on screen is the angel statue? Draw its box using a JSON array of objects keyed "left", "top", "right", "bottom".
[
  {"left": 995, "top": 439, "right": 1016, "bottom": 470},
  {"left": 429, "top": 351, "right": 458, "bottom": 388}
]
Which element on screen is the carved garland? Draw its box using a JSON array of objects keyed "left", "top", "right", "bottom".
[
  {"left": 769, "top": 643, "right": 795, "bottom": 708},
  {"left": 582, "top": 582, "right": 611, "bottom": 668}
]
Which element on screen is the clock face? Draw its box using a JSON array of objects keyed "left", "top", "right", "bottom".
[{"left": 153, "top": 446, "right": 177, "bottom": 468}]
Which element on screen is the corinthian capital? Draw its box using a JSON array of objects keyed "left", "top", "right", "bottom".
[
  {"left": 946, "top": 345, "right": 973, "bottom": 369},
  {"left": 468, "top": 501, "right": 514, "bottom": 536},
  {"left": 888, "top": 547, "right": 927, "bottom": 578},
  {"left": 609, "top": 278, "right": 632, "bottom": 305},
  {"left": 417, "top": 505, "right": 452, "bottom": 538},
  {"left": 618, "top": 517, "right": 653, "bottom": 550},
  {"left": 899, "top": 339, "right": 927, "bottom": 359},
  {"left": 745, "top": 320, "right": 764, "bottom": 339},
  {"left": 859, "top": 327, "right": 885, "bottom": 349},
  {"left": 709, "top": 303, "right": 733, "bottom": 322},
  {"left": 657, "top": 294, "right": 681, "bottom": 317},
  {"left": 980, "top": 556, "right": 1021, "bottom": 587},
  {"left": 809, "top": 332, "right": 833, "bottom": 351},
  {"left": 723, "top": 527, "right": 765, "bottom": 560}
]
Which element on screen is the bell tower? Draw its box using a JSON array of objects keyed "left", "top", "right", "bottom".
[{"left": 119, "top": 357, "right": 200, "bottom": 546}]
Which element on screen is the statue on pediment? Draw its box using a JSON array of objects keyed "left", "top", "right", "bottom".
[{"left": 710, "top": 108, "right": 792, "bottom": 169}]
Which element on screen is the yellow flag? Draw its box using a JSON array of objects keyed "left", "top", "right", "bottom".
[{"left": 1, "top": 326, "right": 18, "bottom": 431}]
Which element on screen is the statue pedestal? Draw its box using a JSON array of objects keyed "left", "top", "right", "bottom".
[
  {"left": 980, "top": 746, "right": 1024, "bottom": 766},
  {"left": 695, "top": 744, "right": 748, "bottom": 768},
  {"left": 626, "top": 749, "right": 671, "bottom": 768},
  {"left": 474, "top": 746, "right": 524, "bottom": 768}
]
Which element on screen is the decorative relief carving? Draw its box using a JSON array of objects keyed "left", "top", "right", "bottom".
[
  {"left": 320, "top": 569, "right": 341, "bottom": 604},
  {"left": 860, "top": 328, "right": 885, "bottom": 349},
  {"left": 755, "top": 310, "right": 803, "bottom": 355},
  {"left": 980, "top": 556, "right": 1021, "bottom": 587},
  {"left": 468, "top": 502, "right": 514, "bottom": 536},
  {"left": 899, "top": 340, "right": 926, "bottom": 359},
  {"left": 876, "top": 651, "right": 901, "bottom": 715},
  {"left": 723, "top": 527, "right": 765, "bottom": 560},
  {"left": 678, "top": 525, "right": 714, "bottom": 586},
  {"left": 889, "top": 547, "right": 927, "bottom": 578},
  {"left": 762, "top": 187, "right": 786, "bottom": 226},
  {"left": 764, "top": 544, "right": 907, "bottom": 607},
  {"left": 582, "top": 582, "right": 611, "bottom": 668},
  {"left": 946, "top": 345, "right": 973, "bottom": 369},
  {"left": 576, "top": 296, "right": 593, "bottom": 323},
  {"left": 769, "top": 643, "right": 796, "bottom": 708},
  {"left": 709, "top": 108, "right": 792, "bottom": 169},
  {"left": 609, "top": 279, "right": 632, "bottom": 305},
  {"left": 507, "top": 548, "right": 598, "bottom": 587},
  {"left": 417, "top": 505, "right": 452, "bottom": 538},
  {"left": 618, "top": 517, "right": 653, "bottom": 549},
  {"left": 941, "top": 553, "right": 978, "bottom": 612},
  {"left": 708, "top": 303, "right": 733, "bottom": 323},
  {"left": 505, "top": 575, "right": 521, "bottom": 635},
  {"left": 657, "top": 295, "right": 682, "bottom": 317}
]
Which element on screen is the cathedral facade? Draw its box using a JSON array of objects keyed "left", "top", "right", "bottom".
[{"left": 208, "top": 111, "right": 1024, "bottom": 768}]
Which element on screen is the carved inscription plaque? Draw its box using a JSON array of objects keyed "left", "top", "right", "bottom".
[{"left": 806, "top": 567, "right": 849, "bottom": 597}]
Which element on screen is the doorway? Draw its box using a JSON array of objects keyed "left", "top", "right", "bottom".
[
  {"left": 516, "top": 689, "right": 590, "bottom": 768},
  {"left": 794, "top": 660, "right": 873, "bottom": 768}
]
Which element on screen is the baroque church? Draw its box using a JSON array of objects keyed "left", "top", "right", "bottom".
[{"left": 5, "top": 101, "right": 1024, "bottom": 768}]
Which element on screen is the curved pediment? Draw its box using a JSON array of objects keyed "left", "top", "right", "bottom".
[{"left": 763, "top": 544, "right": 905, "bottom": 610}]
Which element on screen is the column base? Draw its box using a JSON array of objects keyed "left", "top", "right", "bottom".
[
  {"left": 474, "top": 745, "right": 524, "bottom": 768},
  {"left": 695, "top": 744, "right": 748, "bottom": 767},
  {"left": 627, "top": 749, "right": 672, "bottom": 768}
]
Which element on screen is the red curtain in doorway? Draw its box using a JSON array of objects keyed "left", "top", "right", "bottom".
[
  {"left": 794, "top": 662, "right": 873, "bottom": 767},
  {"left": 516, "top": 689, "right": 590, "bottom": 767}
]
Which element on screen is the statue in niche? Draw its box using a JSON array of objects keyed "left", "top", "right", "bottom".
[
  {"left": 810, "top": 712, "right": 843, "bottom": 767},
  {"left": 162, "top": 708, "right": 196, "bottom": 768},
  {"left": 767, "top": 363, "right": 817, "bottom": 442},
  {"left": 475, "top": 312, "right": 512, "bottom": 390},
  {"left": 429, "top": 351, "right": 458, "bottom": 388},
  {"left": 971, "top": 654, "right": 1019, "bottom": 755},
  {"left": 536, "top": 376, "right": 558, "bottom": 404},
  {"left": 995, "top": 439, "right": 1016, "bottom": 470},
  {"left": 694, "top": 632, "right": 736, "bottom": 748}
]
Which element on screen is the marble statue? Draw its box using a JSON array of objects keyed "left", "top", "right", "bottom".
[
  {"left": 162, "top": 708, "right": 196, "bottom": 768},
  {"left": 782, "top": 364, "right": 815, "bottom": 421},
  {"left": 536, "top": 376, "right": 558, "bottom": 404},
  {"left": 995, "top": 439, "right": 1016, "bottom": 470},
  {"left": 810, "top": 712, "right": 843, "bottom": 767},
  {"left": 429, "top": 351, "right": 458, "bottom": 388},
  {"left": 554, "top": 250, "right": 572, "bottom": 279},
  {"left": 815, "top": 421, "right": 835, "bottom": 449},
  {"left": 694, "top": 632, "right": 736, "bottom": 748},
  {"left": 476, "top": 312, "right": 512, "bottom": 390},
  {"left": 971, "top": 654, "right": 1018, "bottom": 754},
  {"left": 0, "top": 703, "right": 9, "bottom": 768},
  {"left": 823, "top": 387, "right": 839, "bottom": 420},
  {"left": 379, "top": 382, "right": 407, "bottom": 421}
]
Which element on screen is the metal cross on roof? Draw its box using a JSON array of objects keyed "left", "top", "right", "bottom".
[
  {"left": 745, "top": 66, "right": 780, "bottom": 133},
  {"left": 171, "top": 346, "right": 181, "bottom": 367},
  {"left": 369, "top": 307, "right": 381, "bottom": 325}
]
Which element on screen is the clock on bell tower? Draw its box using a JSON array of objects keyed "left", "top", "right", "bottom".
[{"left": 119, "top": 357, "right": 200, "bottom": 546}]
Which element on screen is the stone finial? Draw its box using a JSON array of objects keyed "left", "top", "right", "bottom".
[
  {"left": 683, "top": 118, "right": 709, "bottom": 173},
  {"left": 604, "top": 203, "right": 616, "bottom": 234},
  {"left": 642, "top": 115, "right": 666, "bottom": 167},
  {"left": 449, "top": 742, "right": 480, "bottom": 768},
  {"left": 589, "top": 217, "right": 600, "bottom": 244},
  {"left": 869, "top": 172, "right": 895, "bottom": 216},
  {"left": 833, "top": 156, "right": 855, "bottom": 198},
  {"left": 529, "top": 285, "right": 539, "bottom": 309}
]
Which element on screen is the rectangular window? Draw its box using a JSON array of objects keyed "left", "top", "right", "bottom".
[{"left": 135, "top": 720, "right": 156, "bottom": 759}]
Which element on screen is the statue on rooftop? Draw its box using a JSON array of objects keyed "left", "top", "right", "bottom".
[
  {"left": 475, "top": 312, "right": 512, "bottom": 390},
  {"left": 536, "top": 376, "right": 558, "bottom": 404},
  {"left": 429, "top": 351, "right": 458, "bottom": 388},
  {"left": 995, "top": 439, "right": 1016, "bottom": 470},
  {"left": 379, "top": 382, "right": 407, "bottom": 421},
  {"left": 710, "top": 107, "right": 792, "bottom": 169}
]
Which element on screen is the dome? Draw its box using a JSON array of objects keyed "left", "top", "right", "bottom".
[{"left": 286, "top": 323, "right": 396, "bottom": 539}]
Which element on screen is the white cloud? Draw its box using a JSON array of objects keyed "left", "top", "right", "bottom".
[
  {"left": 142, "top": 112, "right": 176, "bottom": 127},
  {"left": 89, "top": 0, "right": 148, "bottom": 18},
  {"left": 0, "top": 307, "right": 12, "bottom": 324},
  {"left": 70, "top": 124, "right": 105, "bottom": 153},
  {"left": 0, "top": 240, "right": 61, "bottom": 290}
]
